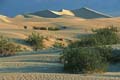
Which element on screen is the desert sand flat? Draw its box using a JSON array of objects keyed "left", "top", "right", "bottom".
[
  {"left": 0, "top": 49, "right": 119, "bottom": 80},
  {"left": 1, "top": 16, "right": 120, "bottom": 50},
  {"left": 0, "top": 11, "right": 120, "bottom": 79},
  {"left": 1, "top": 16, "right": 120, "bottom": 39}
]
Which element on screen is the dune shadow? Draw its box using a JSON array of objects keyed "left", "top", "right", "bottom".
[
  {"left": 10, "top": 38, "right": 30, "bottom": 46},
  {"left": 108, "top": 63, "right": 120, "bottom": 72},
  {"left": 0, "top": 66, "right": 64, "bottom": 73}
]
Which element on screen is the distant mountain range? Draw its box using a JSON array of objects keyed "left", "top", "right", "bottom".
[
  {"left": 20, "top": 7, "right": 112, "bottom": 19},
  {"left": 0, "top": 7, "right": 112, "bottom": 22}
]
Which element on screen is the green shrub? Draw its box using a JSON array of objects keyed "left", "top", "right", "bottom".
[
  {"left": 68, "top": 36, "right": 97, "bottom": 48},
  {"left": 61, "top": 47, "right": 109, "bottom": 73},
  {"left": 33, "top": 26, "right": 60, "bottom": 31},
  {"left": 40, "top": 27, "right": 47, "bottom": 30},
  {"left": 0, "top": 36, "right": 21, "bottom": 57},
  {"left": 61, "top": 26, "right": 118, "bottom": 74},
  {"left": 96, "top": 46, "right": 113, "bottom": 62},
  {"left": 69, "top": 26, "right": 120, "bottom": 48},
  {"left": 26, "top": 32, "right": 44, "bottom": 51},
  {"left": 48, "top": 27, "right": 60, "bottom": 31},
  {"left": 92, "top": 26, "right": 119, "bottom": 45},
  {"left": 53, "top": 42, "right": 64, "bottom": 48},
  {"left": 33, "top": 26, "right": 47, "bottom": 30},
  {"left": 24, "top": 26, "right": 28, "bottom": 29}
]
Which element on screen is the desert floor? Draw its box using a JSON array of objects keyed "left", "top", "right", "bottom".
[{"left": 0, "top": 16, "right": 120, "bottom": 79}]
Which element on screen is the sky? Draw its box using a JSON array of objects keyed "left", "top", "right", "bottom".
[{"left": 0, "top": 0, "right": 120, "bottom": 17}]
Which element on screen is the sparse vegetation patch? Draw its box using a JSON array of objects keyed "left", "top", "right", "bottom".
[
  {"left": 33, "top": 26, "right": 66, "bottom": 31},
  {"left": 26, "top": 32, "right": 44, "bottom": 51},
  {"left": 61, "top": 47, "right": 110, "bottom": 73},
  {"left": 33, "top": 26, "right": 47, "bottom": 30},
  {"left": 61, "top": 26, "right": 119, "bottom": 73},
  {"left": 0, "top": 36, "right": 22, "bottom": 57},
  {"left": 69, "top": 26, "right": 120, "bottom": 48}
]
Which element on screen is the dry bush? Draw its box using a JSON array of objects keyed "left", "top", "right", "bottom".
[
  {"left": 33, "top": 26, "right": 61, "bottom": 31},
  {"left": 0, "top": 36, "right": 22, "bottom": 57},
  {"left": 61, "top": 26, "right": 118, "bottom": 74},
  {"left": 61, "top": 47, "right": 111, "bottom": 73},
  {"left": 26, "top": 32, "right": 44, "bottom": 51}
]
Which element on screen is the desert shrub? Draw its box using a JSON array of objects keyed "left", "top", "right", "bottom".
[
  {"left": 33, "top": 26, "right": 60, "bottom": 31},
  {"left": 61, "top": 26, "right": 117, "bottom": 73},
  {"left": 96, "top": 46, "right": 113, "bottom": 62},
  {"left": 61, "top": 47, "right": 109, "bottom": 73},
  {"left": 40, "top": 27, "right": 47, "bottom": 30},
  {"left": 33, "top": 26, "right": 47, "bottom": 30},
  {"left": 53, "top": 42, "right": 64, "bottom": 48},
  {"left": 24, "top": 26, "right": 27, "bottom": 29},
  {"left": 0, "top": 36, "right": 22, "bottom": 57},
  {"left": 92, "top": 26, "right": 119, "bottom": 45},
  {"left": 61, "top": 26, "right": 67, "bottom": 29},
  {"left": 69, "top": 26, "right": 119, "bottom": 48},
  {"left": 68, "top": 36, "right": 97, "bottom": 48},
  {"left": 48, "top": 27, "right": 60, "bottom": 31},
  {"left": 26, "top": 32, "right": 44, "bottom": 51}
]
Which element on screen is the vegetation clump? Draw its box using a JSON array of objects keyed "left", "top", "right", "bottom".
[
  {"left": 0, "top": 36, "right": 22, "bottom": 57},
  {"left": 48, "top": 27, "right": 60, "bottom": 31},
  {"left": 61, "top": 26, "right": 119, "bottom": 73},
  {"left": 61, "top": 47, "right": 110, "bottom": 73},
  {"left": 69, "top": 26, "right": 119, "bottom": 48},
  {"left": 33, "top": 26, "right": 60, "bottom": 31},
  {"left": 24, "top": 26, "right": 28, "bottom": 29},
  {"left": 53, "top": 42, "right": 65, "bottom": 48},
  {"left": 33, "top": 26, "right": 47, "bottom": 30},
  {"left": 92, "top": 26, "right": 119, "bottom": 45},
  {"left": 26, "top": 32, "right": 44, "bottom": 51}
]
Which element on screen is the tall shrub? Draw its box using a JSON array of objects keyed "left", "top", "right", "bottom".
[
  {"left": 0, "top": 36, "right": 21, "bottom": 56},
  {"left": 26, "top": 32, "right": 44, "bottom": 50},
  {"left": 61, "top": 26, "right": 118, "bottom": 73},
  {"left": 92, "top": 26, "right": 119, "bottom": 45},
  {"left": 61, "top": 47, "right": 109, "bottom": 73}
]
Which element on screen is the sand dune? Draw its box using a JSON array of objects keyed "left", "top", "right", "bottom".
[
  {"left": 71, "top": 7, "right": 112, "bottom": 19},
  {"left": 29, "top": 10, "right": 60, "bottom": 18},
  {"left": 51, "top": 9, "right": 75, "bottom": 16},
  {"left": 0, "top": 15, "right": 120, "bottom": 42},
  {"left": 0, "top": 15, "right": 11, "bottom": 23},
  {"left": 22, "top": 7, "right": 112, "bottom": 19}
]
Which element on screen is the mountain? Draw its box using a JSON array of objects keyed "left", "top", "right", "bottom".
[
  {"left": 51, "top": 9, "right": 75, "bottom": 16},
  {"left": 71, "top": 7, "right": 112, "bottom": 19},
  {"left": 28, "top": 10, "right": 60, "bottom": 18},
  {"left": 19, "top": 7, "right": 112, "bottom": 19}
]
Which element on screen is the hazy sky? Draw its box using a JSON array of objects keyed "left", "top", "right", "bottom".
[{"left": 0, "top": 0, "right": 120, "bottom": 17}]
